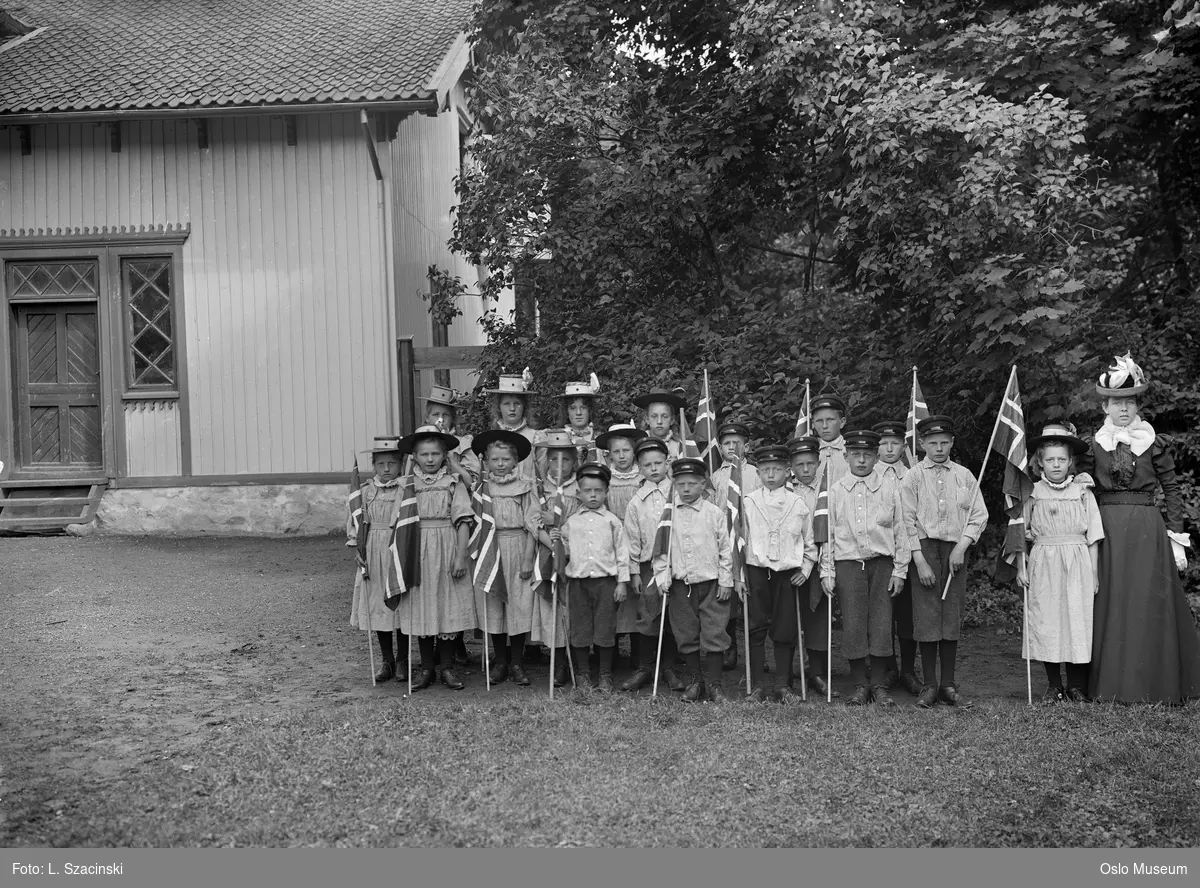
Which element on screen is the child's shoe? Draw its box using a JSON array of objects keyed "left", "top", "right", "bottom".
[{"left": 1042, "top": 686, "right": 1066, "bottom": 705}]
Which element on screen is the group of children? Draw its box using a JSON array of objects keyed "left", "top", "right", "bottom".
[{"left": 348, "top": 371, "right": 1119, "bottom": 708}]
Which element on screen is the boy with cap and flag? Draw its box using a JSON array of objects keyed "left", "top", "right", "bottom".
[
  {"left": 709, "top": 420, "right": 761, "bottom": 672},
  {"left": 788, "top": 435, "right": 838, "bottom": 698},
  {"left": 873, "top": 419, "right": 920, "bottom": 694},
  {"left": 899, "top": 415, "right": 989, "bottom": 708},
  {"left": 741, "top": 444, "right": 817, "bottom": 702},
  {"left": 622, "top": 437, "right": 687, "bottom": 692},
  {"left": 654, "top": 456, "right": 735, "bottom": 702},
  {"left": 820, "top": 430, "right": 911, "bottom": 706},
  {"left": 554, "top": 462, "right": 632, "bottom": 691}
]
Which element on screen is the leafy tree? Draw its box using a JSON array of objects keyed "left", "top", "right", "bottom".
[{"left": 446, "top": 0, "right": 1200, "bottom": 590}]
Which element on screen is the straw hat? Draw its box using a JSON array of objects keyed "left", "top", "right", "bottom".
[
  {"left": 471, "top": 429, "right": 533, "bottom": 462},
  {"left": 486, "top": 367, "right": 536, "bottom": 395},
  {"left": 563, "top": 373, "right": 601, "bottom": 399},
  {"left": 1028, "top": 422, "right": 1087, "bottom": 455},
  {"left": 397, "top": 425, "right": 459, "bottom": 455},
  {"left": 595, "top": 423, "right": 647, "bottom": 451}
]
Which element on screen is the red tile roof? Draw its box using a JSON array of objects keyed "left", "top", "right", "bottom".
[{"left": 0, "top": 0, "right": 472, "bottom": 114}]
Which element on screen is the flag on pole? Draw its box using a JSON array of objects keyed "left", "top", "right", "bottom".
[
  {"left": 727, "top": 459, "right": 747, "bottom": 586},
  {"left": 469, "top": 480, "right": 508, "bottom": 602},
  {"left": 649, "top": 494, "right": 675, "bottom": 594},
  {"left": 531, "top": 478, "right": 569, "bottom": 602},
  {"left": 679, "top": 409, "right": 701, "bottom": 459},
  {"left": 992, "top": 369, "right": 1034, "bottom": 584},
  {"left": 349, "top": 452, "right": 369, "bottom": 578},
  {"left": 793, "top": 379, "right": 812, "bottom": 439},
  {"left": 906, "top": 368, "right": 930, "bottom": 466},
  {"left": 811, "top": 465, "right": 830, "bottom": 544},
  {"left": 348, "top": 454, "right": 365, "bottom": 536},
  {"left": 384, "top": 474, "right": 421, "bottom": 609},
  {"left": 696, "top": 370, "right": 718, "bottom": 474}
]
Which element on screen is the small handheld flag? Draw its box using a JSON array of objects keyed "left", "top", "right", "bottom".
[
  {"left": 384, "top": 474, "right": 421, "bottom": 609},
  {"left": 469, "top": 480, "right": 508, "bottom": 602},
  {"left": 697, "top": 370, "right": 718, "bottom": 474},
  {"left": 649, "top": 495, "right": 675, "bottom": 595},
  {"left": 906, "top": 367, "right": 930, "bottom": 465},
  {"left": 349, "top": 452, "right": 369, "bottom": 579},
  {"left": 793, "top": 379, "right": 812, "bottom": 439},
  {"left": 992, "top": 370, "right": 1034, "bottom": 584}
]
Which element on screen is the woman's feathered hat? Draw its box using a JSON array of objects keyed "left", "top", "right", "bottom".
[{"left": 1096, "top": 353, "right": 1148, "bottom": 397}]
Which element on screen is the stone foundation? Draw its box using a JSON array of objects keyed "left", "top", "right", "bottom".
[{"left": 96, "top": 484, "right": 347, "bottom": 536}]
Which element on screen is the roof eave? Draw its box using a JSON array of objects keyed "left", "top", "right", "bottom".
[{"left": 0, "top": 97, "right": 439, "bottom": 124}]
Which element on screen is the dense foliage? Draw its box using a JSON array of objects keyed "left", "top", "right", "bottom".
[{"left": 443, "top": 0, "right": 1200, "bottom": 595}]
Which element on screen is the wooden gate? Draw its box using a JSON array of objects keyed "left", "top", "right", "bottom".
[{"left": 396, "top": 337, "right": 484, "bottom": 434}]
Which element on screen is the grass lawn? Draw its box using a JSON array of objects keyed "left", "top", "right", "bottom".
[{"left": 27, "top": 696, "right": 1200, "bottom": 848}]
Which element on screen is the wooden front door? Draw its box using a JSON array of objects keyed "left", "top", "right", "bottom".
[{"left": 12, "top": 303, "right": 103, "bottom": 471}]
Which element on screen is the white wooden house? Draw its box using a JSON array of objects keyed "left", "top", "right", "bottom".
[{"left": 0, "top": 0, "right": 503, "bottom": 533}]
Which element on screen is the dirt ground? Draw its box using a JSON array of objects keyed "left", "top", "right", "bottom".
[{"left": 0, "top": 534, "right": 1035, "bottom": 845}]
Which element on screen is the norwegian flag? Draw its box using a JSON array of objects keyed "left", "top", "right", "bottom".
[
  {"left": 793, "top": 379, "right": 812, "bottom": 439},
  {"left": 348, "top": 452, "right": 369, "bottom": 578},
  {"left": 384, "top": 474, "right": 421, "bottom": 609},
  {"left": 696, "top": 370, "right": 719, "bottom": 474},
  {"left": 679, "top": 409, "right": 701, "bottom": 459},
  {"left": 649, "top": 494, "right": 675, "bottom": 595},
  {"left": 812, "top": 462, "right": 830, "bottom": 545},
  {"left": 727, "top": 459, "right": 748, "bottom": 586},
  {"left": 993, "top": 368, "right": 1035, "bottom": 584},
  {"left": 532, "top": 481, "right": 568, "bottom": 602},
  {"left": 469, "top": 480, "right": 508, "bottom": 603},
  {"left": 906, "top": 368, "right": 930, "bottom": 466}
]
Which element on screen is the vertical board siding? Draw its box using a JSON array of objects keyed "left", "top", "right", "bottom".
[
  {"left": 1, "top": 113, "right": 398, "bottom": 475},
  {"left": 124, "top": 401, "right": 182, "bottom": 476},
  {"left": 389, "top": 106, "right": 514, "bottom": 400}
]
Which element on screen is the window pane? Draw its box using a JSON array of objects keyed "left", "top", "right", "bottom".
[{"left": 124, "top": 258, "right": 176, "bottom": 389}]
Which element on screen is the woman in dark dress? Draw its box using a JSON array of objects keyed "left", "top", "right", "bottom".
[{"left": 1082, "top": 354, "right": 1200, "bottom": 704}]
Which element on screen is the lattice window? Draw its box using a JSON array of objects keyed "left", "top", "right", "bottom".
[
  {"left": 8, "top": 262, "right": 99, "bottom": 300},
  {"left": 122, "top": 258, "right": 177, "bottom": 390}
]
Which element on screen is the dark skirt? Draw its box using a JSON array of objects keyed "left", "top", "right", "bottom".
[{"left": 1090, "top": 503, "right": 1200, "bottom": 703}]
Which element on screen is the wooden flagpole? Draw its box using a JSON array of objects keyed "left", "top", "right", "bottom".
[
  {"left": 737, "top": 467, "right": 751, "bottom": 697},
  {"left": 483, "top": 539, "right": 491, "bottom": 693},
  {"left": 1022, "top": 551, "right": 1031, "bottom": 705},
  {"left": 795, "top": 593, "right": 807, "bottom": 701},
  {"left": 825, "top": 457, "right": 834, "bottom": 703},
  {"left": 909, "top": 366, "right": 918, "bottom": 463},
  {"left": 940, "top": 365, "right": 1016, "bottom": 600},
  {"left": 369, "top": 626, "right": 377, "bottom": 687},
  {"left": 652, "top": 492, "right": 675, "bottom": 699}
]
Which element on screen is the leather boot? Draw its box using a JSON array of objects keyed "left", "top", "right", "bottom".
[
  {"left": 440, "top": 667, "right": 465, "bottom": 690},
  {"left": 682, "top": 675, "right": 705, "bottom": 702},
  {"left": 621, "top": 668, "right": 653, "bottom": 691}
]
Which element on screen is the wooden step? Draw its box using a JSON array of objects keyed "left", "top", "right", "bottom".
[
  {"left": 0, "top": 481, "right": 107, "bottom": 534},
  {"left": 1, "top": 477, "right": 107, "bottom": 488},
  {"left": 0, "top": 496, "right": 93, "bottom": 508}
]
